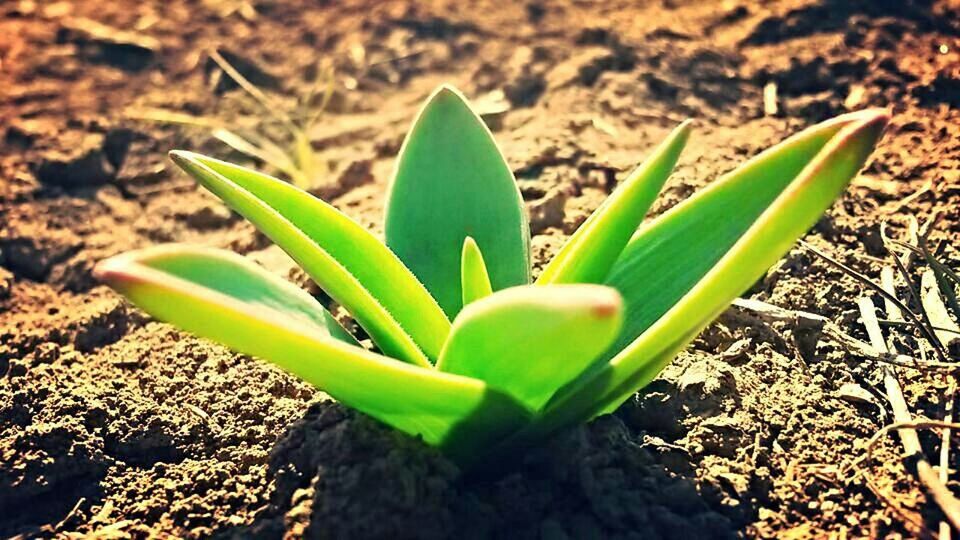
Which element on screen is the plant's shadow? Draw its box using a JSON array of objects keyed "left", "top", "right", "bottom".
[
  {"left": 216, "top": 385, "right": 746, "bottom": 540},
  {"left": 0, "top": 465, "right": 107, "bottom": 537}
]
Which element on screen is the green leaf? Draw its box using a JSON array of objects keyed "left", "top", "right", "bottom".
[
  {"left": 537, "top": 120, "right": 691, "bottom": 285},
  {"left": 461, "top": 236, "right": 493, "bottom": 306},
  {"left": 385, "top": 85, "right": 530, "bottom": 319},
  {"left": 513, "top": 110, "right": 889, "bottom": 445},
  {"left": 169, "top": 151, "right": 450, "bottom": 368},
  {"left": 94, "top": 245, "right": 529, "bottom": 452},
  {"left": 436, "top": 285, "right": 623, "bottom": 412},
  {"left": 605, "top": 109, "right": 887, "bottom": 354},
  {"left": 594, "top": 110, "right": 888, "bottom": 412},
  {"left": 97, "top": 245, "right": 356, "bottom": 343}
]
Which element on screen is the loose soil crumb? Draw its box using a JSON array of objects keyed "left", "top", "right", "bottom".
[{"left": 3, "top": 0, "right": 960, "bottom": 538}]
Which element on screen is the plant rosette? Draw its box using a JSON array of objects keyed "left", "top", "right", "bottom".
[{"left": 96, "top": 84, "right": 888, "bottom": 466}]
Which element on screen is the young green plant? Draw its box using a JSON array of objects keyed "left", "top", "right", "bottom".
[{"left": 96, "top": 84, "right": 888, "bottom": 465}]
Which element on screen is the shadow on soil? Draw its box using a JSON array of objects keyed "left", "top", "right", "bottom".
[{"left": 217, "top": 390, "right": 744, "bottom": 540}]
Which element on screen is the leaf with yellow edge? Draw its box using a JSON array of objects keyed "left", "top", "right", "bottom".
[
  {"left": 94, "top": 244, "right": 529, "bottom": 454},
  {"left": 537, "top": 120, "right": 691, "bottom": 285},
  {"left": 169, "top": 151, "right": 450, "bottom": 367},
  {"left": 503, "top": 110, "right": 889, "bottom": 450}
]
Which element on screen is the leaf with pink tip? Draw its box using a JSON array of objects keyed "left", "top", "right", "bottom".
[
  {"left": 95, "top": 245, "right": 529, "bottom": 453},
  {"left": 437, "top": 284, "right": 623, "bottom": 412}
]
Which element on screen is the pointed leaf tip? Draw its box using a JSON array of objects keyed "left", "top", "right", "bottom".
[
  {"left": 845, "top": 108, "right": 891, "bottom": 124},
  {"left": 386, "top": 84, "right": 530, "bottom": 318},
  {"left": 433, "top": 83, "right": 465, "bottom": 99},
  {"left": 537, "top": 119, "right": 691, "bottom": 285},
  {"left": 849, "top": 109, "right": 890, "bottom": 139},
  {"left": 92, "top": 255, "right": 123, "bottom": 281},
  {"left": 168, "top": 149, "right": 193, "bottom": 168},
  {"left": 510, "top": 110, "right": 890, "bottom": 446},
  {"left": 461, "top": 236, "right": 493, "bottom": 306}
]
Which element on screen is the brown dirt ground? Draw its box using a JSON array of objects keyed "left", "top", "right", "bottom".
[{"left": 3, "top": 0, "right": 960, "bottom": 538}]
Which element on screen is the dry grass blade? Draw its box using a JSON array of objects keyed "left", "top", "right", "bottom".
[
  {"left": 208, "top": 51, "right": 323, "bottom": 187},
  {"left": 920, "top": 235, "right": 960, "bottom": 321},
  {"left": 303, "top": 64, "right": 337, "bottom": 130},
  {"left": 131, "top": 51, "right": 339, "bottom": 189},
  {"left": 212, "top": 128, "right": 306, "bottom": 185},
  {"left": 801, "top": 241, "right": 949, "bottom": 362},
  {"left": 922, "top": 268, "right": 960, "bottom": 348},
  {"left": 882, "top": 224, "right": 947, "bottom": 361},
  {"left": 879, "top": 320, "right": 960, "bottom": 338},
  {"left": 889, "top": 240, "right": 960, "bottom": 287},
  {"left": 858, "top": 296, "right": 921, "bottom": 455},
  {"left": 882, "top": 222, "right": 926, "bottom": 301},
  {"left": 208, "top": 48, "right": 298, "bottom": 132},
  {"left": 882, "top": 266, "right": 905, "bottom": 325},
  {"left": 125, "top": 107, "right": 222, "bottom": 128},
  {"left": 909, "top": 216, "right": 936, "bottom": 271},
  {"left": 911, "top": 231, "right": 960, "bottom": 540},
  {"left": 731, "top": 298, "right": 960, "bottom": 372},
  {"left": 867, "top": 226, "right": 960, "bottom": 538},
  {"left": 211, "top": 51, "right": 336, "bottom": 188}
]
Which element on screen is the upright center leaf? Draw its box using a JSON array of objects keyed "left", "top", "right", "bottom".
[{"left": 385, "top": 85, "right": 531, "bottom": 319}]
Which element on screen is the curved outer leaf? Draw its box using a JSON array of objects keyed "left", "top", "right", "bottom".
[
  {"left": 436, "top": 285, "right": 623, "bottom": 412},
  {"left": 94, "top": 246, "right": 529, "bottom": 452},
  {"left": 98, "top": 245, "right": 356, "bottom": 343},
  {"left": 510, "top": 111, "right": 889, "bottom": 447},
  {"left": 604, "top": 109, "right": 888, "bottom": 354},
  {"left": 169, "top": 151, "right": 450, "bottom": 368},
  {"left": 537, "top": 120, "right": 692, "bottom": 285},
  {"left": 461, "top": 236, "right": 493, "bottom": 306},
  {"left": 385, "top": 85, "right": 530, "bottom": 318}
]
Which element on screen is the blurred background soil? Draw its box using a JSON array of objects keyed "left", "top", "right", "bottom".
[{"left": 2, "top": 0, "right": 960, "bottom": 537}]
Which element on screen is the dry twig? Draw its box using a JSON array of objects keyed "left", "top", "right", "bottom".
[
  {"left": 865, "top": 421, "right": 960, "bottom": 532},
  {"left": 941, "top": 377, "right": 957, "bottom": 540},
  {"left": 731, "top": 299, "right": 959, "bottom": 372}
]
